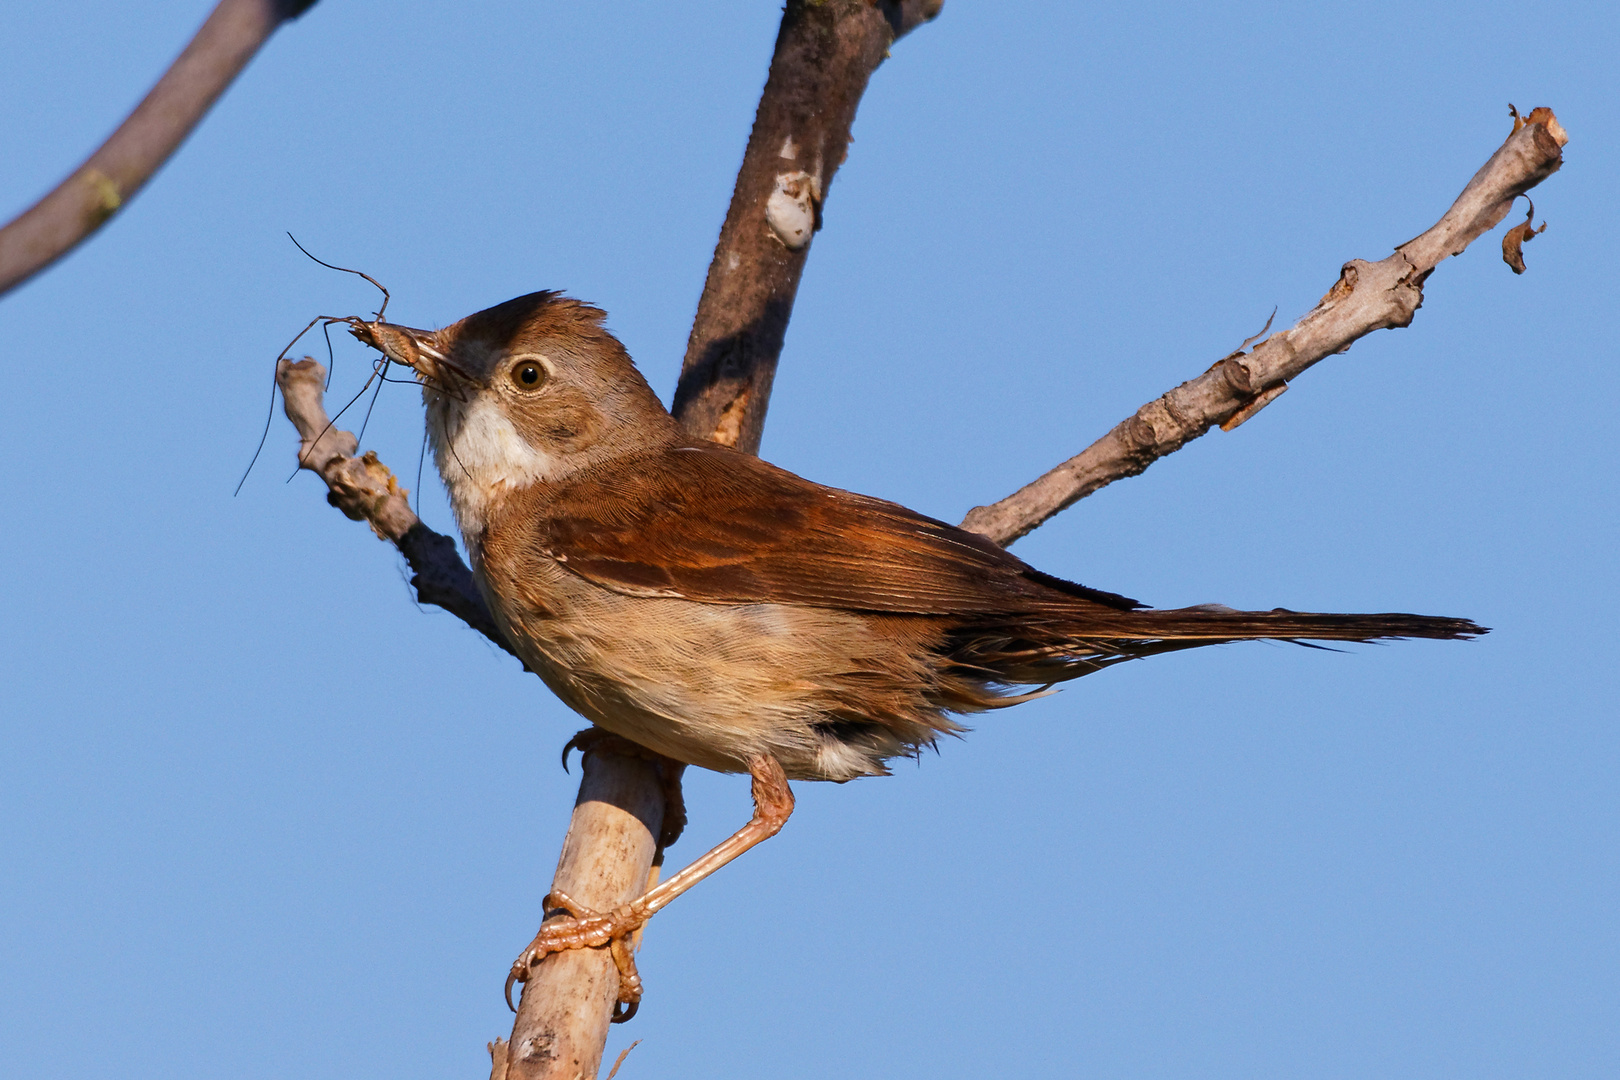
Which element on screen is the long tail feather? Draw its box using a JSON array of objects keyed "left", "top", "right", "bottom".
[{"left": 1093, "top": 605, "right": 1486, "bottom": 642}]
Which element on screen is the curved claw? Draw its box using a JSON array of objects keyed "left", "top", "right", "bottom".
[
  {"left": 561, "top": 731, "right": 587, "bottom": 773},
  {"left": 505, "top": 969, "right": 520, "bottom": 1013},
  {"left": 611, "top": 999, "right": 639, "bottom": 1024}
]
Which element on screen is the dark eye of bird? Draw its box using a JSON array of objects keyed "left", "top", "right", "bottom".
[{"left": 511, "top": 362, "right": 545, "bottom": 390}]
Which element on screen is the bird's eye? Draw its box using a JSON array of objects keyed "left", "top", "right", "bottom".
[{"left": 510, "top": 361, "right": 546, "bottom": 391}]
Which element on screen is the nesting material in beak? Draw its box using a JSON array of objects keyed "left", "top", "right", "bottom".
[{"left": 349, "top": 320, "right": 469, "bottom": 395}]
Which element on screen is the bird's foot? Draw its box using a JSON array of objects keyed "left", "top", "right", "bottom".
[{"left": 505, "top": 890, "right": 649, "bottom": 1022}]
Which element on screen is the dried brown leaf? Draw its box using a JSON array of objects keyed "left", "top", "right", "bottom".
[{"left": 1502, "top": 197, "right": 1548, "bottom": 275}]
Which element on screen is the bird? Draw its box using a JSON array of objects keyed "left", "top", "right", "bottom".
[{"left": 348, "top": 289, "right": 1484, "bottom": 1016}]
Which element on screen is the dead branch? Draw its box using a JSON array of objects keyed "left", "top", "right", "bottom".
[
  {"left": 277, "top": 358, "right": 509, "bottom": 653},
  {"left": 504, "top": 754, "right": 667, "bottom": 1080},
  {"left": 672, "top": 0, "right": 943, "bottom": 453},
  {"left": 959, "top": 108, "right": 1568, "bottom": 547},
  {"left": 0, "top": 0, "right": 317, "bottom": 298}
]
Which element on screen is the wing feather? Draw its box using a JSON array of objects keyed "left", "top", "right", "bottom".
[{"left": 520, "top": 443, "right": 1141, "bottom": 615}]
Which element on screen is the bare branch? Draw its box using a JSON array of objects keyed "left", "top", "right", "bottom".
[
  {"left": 276, "top": 358, "right": 512, "bottom": 655},
  {"left": 0, "top": 0, "right": 317, "bottom": 298},
  {"left": 673, "top": 0, "right": 943, "bottom": 452},
  {"left": 959, "top": 108, "right": 1569, "bottom": 547},
  {"left": 505, "top": 754, "right": 667, "bottom": 1080}
]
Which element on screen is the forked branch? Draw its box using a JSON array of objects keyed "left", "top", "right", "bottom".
[
  {"left": 278, "top": 104, "right": 1566, "bottom": 1080},
  {"left": 959, "top": 108, "right": 1568, "bottom": 547}
]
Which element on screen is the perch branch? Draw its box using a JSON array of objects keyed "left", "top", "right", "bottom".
[
  {"left": 673, "top": 0, "right": 943, "bottom": 453},
  {"left": 279, "top": 100, "right": 1565, "bottom": 1080},
  {"left": 280, "top": 356, "right": 681, "bottom": 1080},
  {"left": 0, "top": 0, "right": 317, "bottom": 298},
  {"left": 959, "top": 107, "right": 1569, "bottom": 547}
]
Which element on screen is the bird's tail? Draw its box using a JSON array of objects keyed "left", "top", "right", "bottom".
[
  {"left": 938, "top": 605, "right": 1485, "bottom": 709},
  {"left": 1082, "top": 605, "right": 1486, "bottom": 643}
]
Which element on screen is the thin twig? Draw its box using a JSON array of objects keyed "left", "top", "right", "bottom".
[
  {"left": 959, "top": 108, "right": 1568, "bottom": 547},
  {"left": 0, "top": 0, "right": 318, "bottom": 297}
]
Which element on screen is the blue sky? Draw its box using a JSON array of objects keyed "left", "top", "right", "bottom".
[{"left": 2, "top": 2, "right": 1616, "bottom": 1077}]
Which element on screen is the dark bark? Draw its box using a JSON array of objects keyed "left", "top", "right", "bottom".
[{"left": 672, "top": 0, "right": 942, "bottom": 453}]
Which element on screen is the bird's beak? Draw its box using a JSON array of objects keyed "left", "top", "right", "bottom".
[{"left": 348, "top": 320, "right": 470, "bottom": 390}]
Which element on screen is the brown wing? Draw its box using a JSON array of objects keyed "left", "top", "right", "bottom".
[{"left": 521, "top": 442, "right": 1142, "bottom": 615}]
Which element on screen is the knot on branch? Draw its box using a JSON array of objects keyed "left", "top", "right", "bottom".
[
  {"left": 324, "top": 451, "right": 408, "bottom": 537},
  {"left": 1318, "top": 262, "right": 1360, "bottom": 308},
  {"left": 1218, "top": 356, "right": 1255, "bottom": 395}
]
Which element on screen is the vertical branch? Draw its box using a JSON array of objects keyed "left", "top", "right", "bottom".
[
  {"left": 503, "top": 4, "right": 944, "bottom": 1075},
  {"left": 504, "top": 756, "right": 667, "bottom": 1080},
  {"left": 0, "top": 0, "right": 318, "bottom": 297},
  {"left": 673, "top": 0, "right": 943, "bottom": 453}
]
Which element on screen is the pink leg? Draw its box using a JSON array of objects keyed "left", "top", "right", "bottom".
[{"left": 506, "top": 753, "right": 794, "bottom": 1019}]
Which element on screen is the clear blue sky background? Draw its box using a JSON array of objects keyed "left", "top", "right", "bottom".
[{"left": 3, "top": 3, "right": 1615, "bottom": 1077}]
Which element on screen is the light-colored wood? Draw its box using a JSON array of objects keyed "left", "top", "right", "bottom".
[
  {"left": 959, "top": 110, "right": 1567, "bottom": 548},
  {"left": 505, "top": 752, "right": 665, "bottom": 1080}
]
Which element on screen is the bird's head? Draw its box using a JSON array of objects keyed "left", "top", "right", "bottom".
[{"left": 354, "top": 291, "right": 678, "bottom": 545}]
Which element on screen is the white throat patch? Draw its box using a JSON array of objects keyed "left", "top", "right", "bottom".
[{"left": 427, "top": 394, "right": 560, "bottom": 553}]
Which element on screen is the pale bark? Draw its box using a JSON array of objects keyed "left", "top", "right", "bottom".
[
  {"left": 959, "top": 109, "right": 1569, "bottom": 547},
  {"left": 503, "top": 757, "right": 667, "bottom": 1080},
  {"left": 0, "top": 0, "right": 317, "bottom": 297}
]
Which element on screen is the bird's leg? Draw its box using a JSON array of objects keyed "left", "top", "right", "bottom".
[{"left": 506, "top": 753, "right": 793, "bottom": 1019}]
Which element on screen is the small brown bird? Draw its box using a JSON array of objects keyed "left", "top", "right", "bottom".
[{"left": 353, "top": 291, "right": 1482, "bottom": 1014}]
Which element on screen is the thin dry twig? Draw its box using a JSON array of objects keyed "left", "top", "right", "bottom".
[
  {"left": 604, "top": 1040, "right": 641, "bottom": 1080},
  {"left": 0, "top": 0, "right": 318, "bottom": 297},
  {"left": 959, "top": 107, "right": 1568, "bottom": 547}
]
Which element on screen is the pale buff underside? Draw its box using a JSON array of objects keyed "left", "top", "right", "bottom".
[
  {"left": 428, "top": 380, "right": 977, "bottom": 781},
  {"left": 474, "top": 558, "right": 962, "bottom": 782}
]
